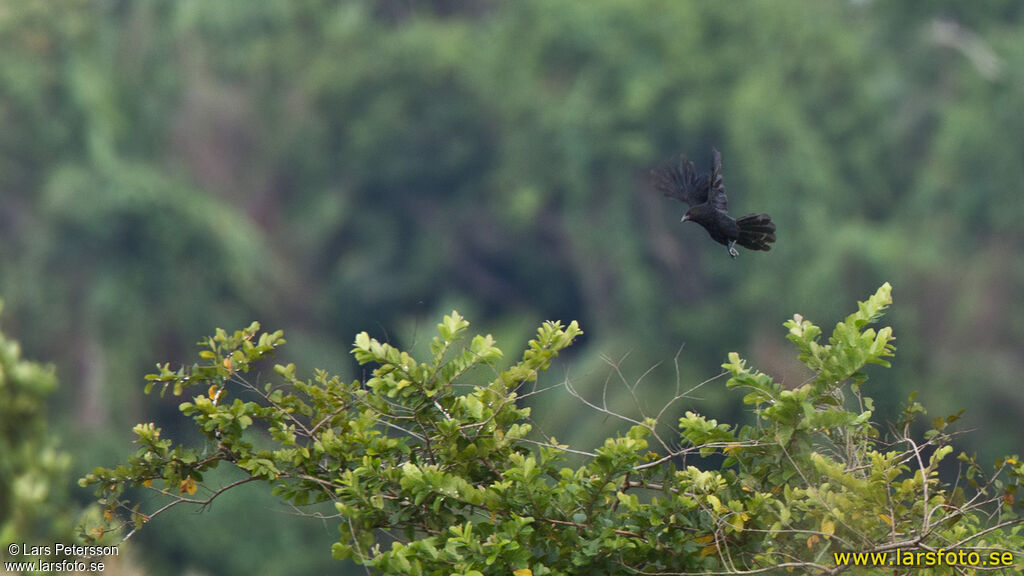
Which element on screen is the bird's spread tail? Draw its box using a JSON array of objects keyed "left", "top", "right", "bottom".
[{"left": 735, "top": 214, "right": 776, "bottom": 251}]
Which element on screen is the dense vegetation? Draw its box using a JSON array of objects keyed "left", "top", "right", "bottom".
[
  {"left": 2, "top": 0, "right": 1022, "bottom": 573},
  {"left": 0, "top": 304, "right": 75, "bottom": 560},
  {"left": 80, "top": 285, "right": 1024, "bottom": 574}
]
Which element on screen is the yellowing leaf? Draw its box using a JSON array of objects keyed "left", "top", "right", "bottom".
[
  {"left": 700, "top": 545, "right": 718, "bottom": 558},
  {"left": 513, "top": 570, "right": 533, "bottom": 576},
  {"left": 179, "top": 477, "right": 198, "bottom": 495},
  {"left": 730, "top": 514, "right": 745, "bottom": 531},
  {"left": 806, "top": 534, "right": 820, "bottom": 549},
  {"left": 879, "top": 513, "right": 892, "bottom": 526},
  {"left": 143, "top": 479, "right": 153, "bottom": 488},
  {"left": 820, "top": 518, "right": 835, "bottom": 537},
  {"left": 694, "top": 534, "right": 715, "bottom": 545},
  {"left": 103, "top": 508, "right": 114, "bottom": 522},
  {"left": 208, "top": 384, "right": 226, "bottom": 405}
]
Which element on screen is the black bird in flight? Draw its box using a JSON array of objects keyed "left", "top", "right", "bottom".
[{"left": 654, "top": 148, "right": 776, "bottom": 258}]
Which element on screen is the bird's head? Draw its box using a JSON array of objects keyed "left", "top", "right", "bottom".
[{"left": 681, "top": 207, "right": 703, "bottom": 222}]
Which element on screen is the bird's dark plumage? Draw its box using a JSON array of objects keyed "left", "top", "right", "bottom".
[{"left": 654, "top": 148, "right": 775, "bottom": 258}]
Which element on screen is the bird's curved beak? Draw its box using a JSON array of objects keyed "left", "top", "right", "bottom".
[{"left": 681, "top": 214, "right": 690, "bottom": 222}]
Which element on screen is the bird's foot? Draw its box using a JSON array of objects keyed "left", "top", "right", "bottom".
[{"left": 727, "top": 241, "right": 738, "bottom": 258}]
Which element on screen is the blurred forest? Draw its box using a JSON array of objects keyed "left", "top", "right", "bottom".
[{"left": 1, "top": 0, "right": 1023, "bottom": 574}]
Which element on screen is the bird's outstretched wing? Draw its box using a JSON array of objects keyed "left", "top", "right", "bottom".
[
  {"left": 706, "top": 148, "right": 728, "bottom": 212},
  {"left": 653, "top": 154, "right": 710, "bottom": 207}
]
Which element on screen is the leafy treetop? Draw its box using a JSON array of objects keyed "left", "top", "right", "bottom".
[{"left": 81, "top": 284, "right": 1024, "bottom": 575}]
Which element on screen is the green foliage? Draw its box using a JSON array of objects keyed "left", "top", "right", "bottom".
[
  {"left": 2, "top": 1, "right": 1022, "bottom": 573},
  {"left": 3, "top": 0, "right": 1022, "bottom": 475},
  {"left": 0, "top": 302, "right": 77, "bottom": 559},
  {"left": 81, "top": 286, "right": 1024, "bottom": 574}
]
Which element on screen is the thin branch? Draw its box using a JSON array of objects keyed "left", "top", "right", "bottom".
[{"left": 122, "top": 476, "right": 260, "bottom": 542}]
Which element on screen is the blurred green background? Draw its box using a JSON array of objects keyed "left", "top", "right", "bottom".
[{"left": 2, "top": 0, "right": 1022, "bottom": 574}]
